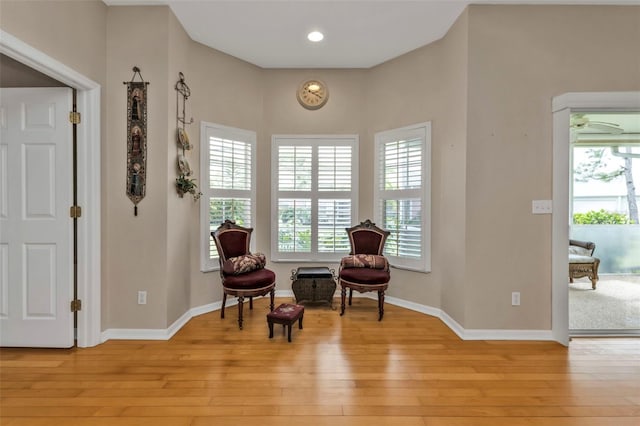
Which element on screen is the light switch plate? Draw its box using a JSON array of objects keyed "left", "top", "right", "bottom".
[{"left": 532, "top": 200, "right": 552, "bottom": 214}]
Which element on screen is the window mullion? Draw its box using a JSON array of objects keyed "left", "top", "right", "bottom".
[
  {"left": 311, "top": 144, "right": 319, "bottom": 255},
  {"left": 215, "top": 188, "right": 253, "bottom": 199}
]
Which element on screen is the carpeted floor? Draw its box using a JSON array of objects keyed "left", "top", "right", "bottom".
[{"left": 569, "top": 275, "right": 640, "bottom": 330}]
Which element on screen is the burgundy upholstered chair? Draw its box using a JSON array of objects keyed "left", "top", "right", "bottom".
[
  {"left": 338, "top": 219, "right": 391, "bottom": 321},
  {"left": 211, "top": 220, "right": 275, "bottom": 329}
]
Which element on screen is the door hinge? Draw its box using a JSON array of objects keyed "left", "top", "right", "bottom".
[
  {"left": 70, "top": 299, "right": 82, "bottom": 312},
  {"left": 69, "top": 111, "right": 81, "bottom": 125},
  {"left": 70, "top": 205, "right": 82, "bottom": 218}
]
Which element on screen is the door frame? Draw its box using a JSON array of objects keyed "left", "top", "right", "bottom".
[
  {"left": 1, "top": 30, "right": 101, "bottom": 347},
  {"left": 551, "top": 91, "right": 640, "bottom": 346}
]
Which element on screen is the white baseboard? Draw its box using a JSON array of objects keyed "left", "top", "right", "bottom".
[
  {"left": 462, "top": 329, "right": 554, "bottom": 341},
  {"left": 385, "top": 296, "right": 553, "bottom": 341},
  {"left": 101, "top": 302, "right": 221, "bottom": 342},
  {"left": 102, "top": 292, "right": 553, "bottom": 342}
]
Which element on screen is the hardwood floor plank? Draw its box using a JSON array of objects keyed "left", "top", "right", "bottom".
[
  {"left": 189, "top": 416, "right": 427, "bottom": 426},
  {"left": 425, "top": 418, "right": 640, "bottom": 426},
  {"left": 1, "top": 297, "right": 638, "bottom": 425},
  {"left": 0, "top": 407, "right": 101, "bottom": 417},
  {"left": 29, "top": 380, "right": 168, "bottom": 390},
  {"left": 0, "top": 417, "right": 194, "bottom": 426}
]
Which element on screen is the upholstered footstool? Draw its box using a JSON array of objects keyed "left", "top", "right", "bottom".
[{"left": 267, "top": 303, "right": 304, "bottom": 342}]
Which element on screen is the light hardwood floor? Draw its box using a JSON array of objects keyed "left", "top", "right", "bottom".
[{"left": 1, "top": 297, "right": 639, "bottom": 425}]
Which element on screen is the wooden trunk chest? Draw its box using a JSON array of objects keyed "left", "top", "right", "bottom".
[{"left": 291, "top": 267, "right": 336, "bottom": 307}]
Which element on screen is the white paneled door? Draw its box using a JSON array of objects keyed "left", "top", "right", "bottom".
[{"left": 0, "top": 88, "right": 74, "bottom": 348}]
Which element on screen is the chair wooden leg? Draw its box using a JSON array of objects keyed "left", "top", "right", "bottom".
[
  {"left": 269, "top": 289, "right": 275, "bottom": 311},
  {"left": 348, "top": 288, "right": 353, "bottom": 306},
  {"left": 590, "top": 266, "right": 598, "bottom": 289},
  {"left": 340, "top": 286, "right": 346, "bottom": 316},
  {"left": 237, "top": 296, "right": 244, "bottom": 329},
  {"left": 249, "top": 296, "right": 253, "bottom": 310},
  {"left": 221, "top": 293, "right": 227, "bottom": 319},
  {"left": 378, "top": 290, "right": 385, "bottom": 321}
]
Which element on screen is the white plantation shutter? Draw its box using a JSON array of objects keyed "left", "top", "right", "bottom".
[
  {"left": 200, "top": 122, "right": 256, "bottom": 271},
  {"left": 318, "top": 145, "right": 352, "bottom": 191},
  {"left": 278, "top": 145, "right": 312, "bottom": 191},
  {"left": 277, "top": 198, "right": 312, "bottom": 252},
  {"left": 382, "top": 198, "right": 422, "bottom": 258},
  {"left": 210, "top": 138, "right": 252, "bottom": 190},
  {"left": 382, "top": 139, "right": 422, "bottom": 190},
  {"left": 272, "top": 135, "right": 358, "bottom": 261},
  {"left": 318, "top": 199, "right": 352, "bottom": 252},
  {"left": 318, "top": 145, "right": 352, "bottom": 253},
  {"left": 208, "top": 197, "right": 252, "bottom": 259},
  {"left": 375, "top": 123, "right": 431, "bottom": 272}
]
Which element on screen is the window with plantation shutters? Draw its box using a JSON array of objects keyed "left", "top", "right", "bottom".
[
  {"left": 374, "top": 123, "right": 431, "bottom": 272},
  {"left": 200, "top": 122, "right": 256, "bottom": 272},
  {"left": 272, "top": 135, "right": 358, "bottom": 261}
]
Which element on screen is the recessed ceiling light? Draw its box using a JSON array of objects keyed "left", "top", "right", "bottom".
[{"left": 307, "top": 31, "right": 324, "bottom": 42}]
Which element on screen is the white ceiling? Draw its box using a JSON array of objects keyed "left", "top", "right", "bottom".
[{"left": 103, "top": 1, "right": 639, "bottom": 69}]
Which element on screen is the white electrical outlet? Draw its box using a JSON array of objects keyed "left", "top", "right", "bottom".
[
  {"left": 138, "top": 291, "right": 147, "bottom": 305},
  {"left": 511, "top": 292, "right": 521, "bottom": 306}
]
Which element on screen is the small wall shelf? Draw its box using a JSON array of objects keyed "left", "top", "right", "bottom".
[{"left": 174, "top": 72, "right": 200, "bottom": 200}]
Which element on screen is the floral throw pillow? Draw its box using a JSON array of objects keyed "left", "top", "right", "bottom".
[
  {"left": 340, "top": 254, "right": 389, "bottom": 271},
  {"left": 223, "top": 253, "right": 266, "bottom": 275}
]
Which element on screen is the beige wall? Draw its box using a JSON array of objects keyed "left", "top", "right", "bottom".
[
  {"left": 166, "top": 8, "right": 193, "bottom": 325},
  {"left": 366, "top": 9, "right": 470, "bottom": 321},
  {"left": 464, "top": 5, "right": 640, "bottom": 329},
  {"left": 2, "top": 1, "right": 639, "bottom": 333},
  {"left": 435, "top": 10, "right": 469, "bottom": 325},
  {"left": 185, "top": 41, "right": 264, "bottom": 306},
  {"left": 259, "top": 69, "right": 368, "bottom": 287},
  {"left": 0, "top": 0, "right": 107, "bottom": 85},
  {"left": 0, "top": 54, "right": 66, "bottom": 87},
  {"left": 105, "top": 6, "right": 172, "bottom": 328}
]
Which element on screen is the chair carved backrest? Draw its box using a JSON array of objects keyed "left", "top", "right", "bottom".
[
  {"left": 211, "top": 220, "right": 252, "bottom": 269},
  {"left": 347, "top": 219, "right": 390, "bottom": 256}
]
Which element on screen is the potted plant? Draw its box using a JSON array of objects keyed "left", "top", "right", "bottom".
[{"left": 175, "top": 174, "right": 202, "bottom": 201}]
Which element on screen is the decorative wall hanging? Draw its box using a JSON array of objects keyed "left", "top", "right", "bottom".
[
  {"left": 124, "top": 66, "right": 149, "bottom": 216},
  {"left": 174, "top": 72, "right": 201, "bottom": 201}
]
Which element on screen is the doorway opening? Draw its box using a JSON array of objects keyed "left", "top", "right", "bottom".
[
  {"left": 0, "top": 29, "right": 102, "bottom": 347},
  {"left": 569, "top": 112, "right": 640, "bottom": 335},
  {"left": 552, "top": 92, "right": 640, "bottom": 346}
]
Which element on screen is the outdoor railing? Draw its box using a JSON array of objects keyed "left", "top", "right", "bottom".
[{"left": 571, "top": 225, "right": 640, "bottom": 274}]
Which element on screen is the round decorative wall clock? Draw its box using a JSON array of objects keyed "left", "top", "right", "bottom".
[{"left": 296, "top": 79, "right": 329, "bottom": 110}]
